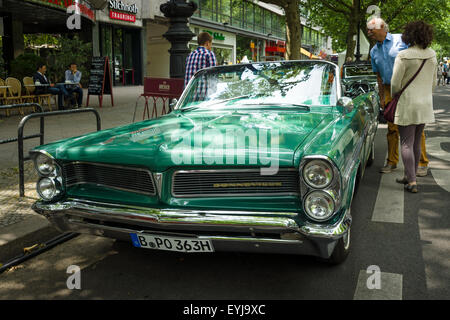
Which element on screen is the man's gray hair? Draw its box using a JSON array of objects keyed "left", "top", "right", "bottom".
[{"left": 367, "top": 17, "right": 389, "bottom": 32}]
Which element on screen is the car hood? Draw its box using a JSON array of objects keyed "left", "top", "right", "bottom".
[{"left": 38, "top": 108, "right": 332, "bottom": 171}]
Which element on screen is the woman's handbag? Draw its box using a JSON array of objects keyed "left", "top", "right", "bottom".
[{"left": 383, "top": 59, "right": 427, "bottom": 123}]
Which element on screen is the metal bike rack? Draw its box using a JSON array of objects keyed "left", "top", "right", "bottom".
[{"left": 1, "top": 104, "right": 102, "bottom": 197}]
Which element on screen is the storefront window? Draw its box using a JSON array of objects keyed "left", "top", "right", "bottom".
[
  {"left": 264, "top": 10, "right": 271, "bottom": 33},
  {"left": 219, "top": 0, "right": 231, "bottom": 24},
  {"left": 255, "top": 6, "right": 263, "bottom": 34},
  {"left": 231, "top": 0, "right": 242, "bottom": 28},
  {"left": 100, "top": 24, "right": 141, "bottom": 86},
  {"left": 113, "top": 28, "right": 123, "bottom": 84},
  {"left": 244, "top": 2, "right": 254, "bottom": 31},
  {"left": 194, "top": 0, "right": 285, "bottom": 41},
  {"left": 236, "top": 35, "right": 254, "bottom": 62},
  {"left": 101, "top": 25, "right": 113, "bottom": 61},
  {"left": 200, "top": 0, "right": 215, "bottom": 21},
  {"left": 189, "top": 43, "right": 232, "bottom": 66}
]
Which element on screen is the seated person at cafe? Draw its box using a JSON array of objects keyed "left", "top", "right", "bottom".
[
  {"left": 65, "top": 62, "right": 83, "bottom": 108},
  {"left": 33, "top": 63, "right": 70, "bottom": 110}
]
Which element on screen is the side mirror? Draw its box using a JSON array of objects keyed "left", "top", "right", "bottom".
[
  {"left": 170, "top": 98, "right": 178, "bottom": 110},
  {"left": 337, "top": 97, "right": 354, "bottom": 114}
]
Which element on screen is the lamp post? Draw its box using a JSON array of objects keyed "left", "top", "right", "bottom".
[{"left": 160, "top": 0, "right": 197, "bottom": 79}]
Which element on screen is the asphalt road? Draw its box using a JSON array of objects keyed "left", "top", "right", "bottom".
[{"left": 0, "top": 86, "right": 449, "bottom": 300}]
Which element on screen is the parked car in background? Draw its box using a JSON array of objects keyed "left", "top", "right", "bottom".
[
  {"left": 341, "top": 61, "right": 378, "bottom": 98},
  {"left": 31, "top": 60, "right": 379, "bottom": 264}
]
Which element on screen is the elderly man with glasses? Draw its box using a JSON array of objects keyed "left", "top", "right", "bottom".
[{"left": 367, "top": 17, "right": 429, "bottom": 176}]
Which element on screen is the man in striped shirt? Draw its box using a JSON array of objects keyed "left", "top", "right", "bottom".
[{"left": 184, "top": 32, "right": 217, "bottom": 89}]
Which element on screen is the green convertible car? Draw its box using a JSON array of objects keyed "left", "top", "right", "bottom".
[{"left": 31, "top": 60, "right": 379, "bottom": 264}]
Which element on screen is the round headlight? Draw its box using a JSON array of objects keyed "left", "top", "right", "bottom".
[
  {"left": 37, "top": 178, "right": 60, "bottom": 201},
  {"left": 35, "top": 153, "right": 55, "bottom": 176},
  {"left": 304, "top": 190, "right": 335, "bottom": 221},
  {"left": 303, "top": 160, "right": 333, "bottom": 189}
]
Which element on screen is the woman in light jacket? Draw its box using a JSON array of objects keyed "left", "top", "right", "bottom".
[{"left": 391, "top": 21, "right": 437, "bottom": 193}]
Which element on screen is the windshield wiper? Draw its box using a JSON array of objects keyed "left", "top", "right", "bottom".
[
  {"left": 205, "top": 95, "right": 252, "bottom": 106},
  {"left": 179, "top": 106, "right": 199, "bottom": 112},
  {"left": 179, "top": 95, "right": 252, "bottom": 112},
  {"left": 240, "top": 102, "right": 311, "bottom": 110}
]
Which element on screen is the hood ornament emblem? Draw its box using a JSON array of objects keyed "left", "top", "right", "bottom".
[{"left": 153, "top": 173, "right": 163, "bottom": 198}]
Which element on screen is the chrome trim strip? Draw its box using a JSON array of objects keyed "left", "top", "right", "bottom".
[
  {"left": 342, "top": 123, "right": 369, "bottom": 186},
  {"left": 33, "top": 198, "right": 350, "bottom": 240},
  {"left": 173, "top": 168, "right": 298, "bottom": 173},
  {"left": 66, "top": 220, "right": 304, "bottom": 245},
  {"left": 171, "top": 168, "right": 300, "bottom": 198},
  {"left": 29, "top": 149, "right": 55, "bottom": 161},
  {"left": 198, "top": 236, "right": 303, "bottom": 244}
]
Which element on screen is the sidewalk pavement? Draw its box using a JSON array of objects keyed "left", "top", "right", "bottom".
[{"left": 0, "top": 85, "right": 170, "bottom": 266}]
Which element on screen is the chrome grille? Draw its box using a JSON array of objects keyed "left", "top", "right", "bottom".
[
  {"left": 63, "top": 162, "right": 155, "bottom": 195},
  {"left": 172, "top": 169, "right": 299, "bottom": 197}
]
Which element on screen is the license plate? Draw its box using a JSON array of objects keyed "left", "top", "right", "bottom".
[{"left": 130, "top": 233, "right": 214, "bottom": 253}]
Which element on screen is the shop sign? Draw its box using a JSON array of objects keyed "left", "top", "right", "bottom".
[
  {"left": 109, "top": 10, "right": 136, "bottom": 22},
  {"left": 109, "top": 0, "right": 138, "bottom": 23},
  {"left": 24, "top": 0, "right": 95, "bottom": 22},
  {"left": 203, "top": 30, "right": 225, "bottom": 41},
  {"left": 108, "top": 0, "right": 138, "bottom": 14}
]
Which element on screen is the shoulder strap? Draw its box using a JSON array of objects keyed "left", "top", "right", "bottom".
[{"left": 398, "top": 59, "right": 427, "bottom": 96}]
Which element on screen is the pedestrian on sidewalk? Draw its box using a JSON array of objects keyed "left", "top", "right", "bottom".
[
  {"left": 437, "top": 62, "right": 445, "bottom": 86},
  {"left": 367, "top": 17, "right": 430, "bottom": 176},
  {"left": 33, "top": 63, "right": 71, "bottom": 110},
  {"left": 391, "top": 21, "right": 437, "bottom": 193},
  {"left": 65, "top": 62, "right": 83, "bottom": 108},
  {"left": 444, "top": 61, "right": 449, "bottom": 85},
  {"left": 184, "top": 32, "right": 217, "bottom": 87}
]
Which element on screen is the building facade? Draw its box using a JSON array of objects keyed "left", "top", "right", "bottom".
[
  {"left": 144, "top": 0, "right": 333, "bottom": 79},
  {"left": 0, "top": 0, "right": 96, "bottom": 75},
  {"left": 92, "top": 0, "right": 145, "bottom": 86},
  {"left": 145, "top": 0, "right": 289, "bottom": 79}
]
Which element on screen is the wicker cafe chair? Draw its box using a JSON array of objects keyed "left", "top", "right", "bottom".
[
  {"left": 5, "top": 77, "right": 35, "bottom": 115},
  {"left": 30, "top": 76, "right": 56, "bottom": 111},
  {"left": 4, "top": 77, "right": 23, "bottom": 116},
  {"left": 22, "top": 77, "right": 38, "bottom": 111},
  {"left": 0, "top": 78, "right": 8, "bottom": 115}
]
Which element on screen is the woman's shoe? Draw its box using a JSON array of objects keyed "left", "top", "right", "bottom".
[
  {"left": 405, "top": 184, "right": 418, "bottom": 193},
  {"left": 396, "top": 177, "right": 408, "bottom": 184}
]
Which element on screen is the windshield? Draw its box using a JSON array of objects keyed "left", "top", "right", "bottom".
[
  {"left": 344, "top": 65, "right": 376, "bottom": 78},
  {"left": 178, "top": 61, "right": 338, "bottom": 110}
]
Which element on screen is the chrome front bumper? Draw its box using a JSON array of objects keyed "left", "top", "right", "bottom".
[{"left": 32, "top": 199, "right": 352, "bottom": 259}]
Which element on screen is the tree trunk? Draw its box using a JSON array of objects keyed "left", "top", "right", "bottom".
[
  {"left": 345, "top": 0, "right": 360, "bottom": 62},
  {"left": 284, "top": 0, "right": 301, "bottom": 60}
]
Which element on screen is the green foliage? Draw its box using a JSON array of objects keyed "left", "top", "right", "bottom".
[
  {"left": 10, "top": 53, "right": 45, "bottom": 82},
  {"left": 432, "top": 15, "right": 450, "bottom": 60},
  {"left": 48, "top": 35, "right": 92, "bottom": 86},
  {"left": 305, "top": 0, "right": 450, "bottom": 55},
  {"left": 24, "top": 34, "right": 59, "bottom": 48}
]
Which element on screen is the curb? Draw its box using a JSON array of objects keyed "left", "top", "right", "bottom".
[{"left": 0, "top": 215, "right": 62, "bottom": 264}]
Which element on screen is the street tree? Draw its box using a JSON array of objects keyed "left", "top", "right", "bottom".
[
  {"left": 305, "top": 0, "right": 449, "bottom": 60},
  {"left": 255, "top": 0, "right": 302, "bottom": 60}
]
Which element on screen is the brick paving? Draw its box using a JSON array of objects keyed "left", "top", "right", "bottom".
[{"left": 0, "top": 162, "right": 38, "bottom": 228}]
